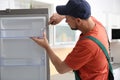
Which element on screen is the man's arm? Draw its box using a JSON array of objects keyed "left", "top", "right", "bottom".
[
  {"left": 45, "top": 44, "right": 72, "bottom": 74},
  {"left": 31, "top": 33, "right": 72, "bottom": 74}
]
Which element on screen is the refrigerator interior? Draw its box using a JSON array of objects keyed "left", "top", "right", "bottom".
[{"left": 0, "top": 9, "right": 49, "bottom": 80}]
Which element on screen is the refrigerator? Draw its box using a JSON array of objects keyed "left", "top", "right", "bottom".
[{"left": 0, "top": 9, "right": 50, "bottom": 80}]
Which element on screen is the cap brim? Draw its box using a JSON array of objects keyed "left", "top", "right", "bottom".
[{"left": 56, "top": 5, "right": 68, "bottom": 15}]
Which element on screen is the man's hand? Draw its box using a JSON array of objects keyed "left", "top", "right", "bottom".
[
  {"left": 49, "top": 13, "right": 65, "bottom": 25},
  {"left": 31, "top": 32, "right": 49, "bottom": 49}
]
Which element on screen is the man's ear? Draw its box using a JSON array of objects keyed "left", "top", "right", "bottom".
[{"left": 75, "top": 18, "right": 82, "bottom": 24}]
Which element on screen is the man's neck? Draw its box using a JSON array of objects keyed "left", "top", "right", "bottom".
[{"left": 82, "top": 17, "right": 96, "bottom": 34}]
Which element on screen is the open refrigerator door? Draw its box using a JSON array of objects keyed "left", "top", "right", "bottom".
[{"left": 0, "top": 9, "right": 49, "bottom": 80}]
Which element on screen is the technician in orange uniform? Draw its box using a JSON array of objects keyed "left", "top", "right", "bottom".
[{"left": 32, "top": 0, "right": 110, "bottom": 80}]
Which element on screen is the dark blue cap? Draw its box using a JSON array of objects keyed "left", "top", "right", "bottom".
[{"left": 56, "top": 0, "right": 91, "bottom": 19}]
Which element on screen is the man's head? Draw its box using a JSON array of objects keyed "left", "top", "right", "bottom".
[{"left": 56, "top": 0, "right": 91, "bottom": 19}]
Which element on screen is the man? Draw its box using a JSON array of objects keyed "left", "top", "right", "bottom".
[{"left": 32, "top": 0, "right": 109, "bottom": 80}]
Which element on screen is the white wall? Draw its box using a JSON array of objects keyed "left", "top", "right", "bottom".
[{"left": 0, "top": 0, "right": 15, "bottom": 10}]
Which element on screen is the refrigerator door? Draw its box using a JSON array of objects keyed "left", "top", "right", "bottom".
[{"left": 0, "top": 9, "right": 49, "bottom": 80}]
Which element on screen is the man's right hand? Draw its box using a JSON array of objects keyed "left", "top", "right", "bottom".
[{"left": 48, "top": 13, "right": 65, "bottom": 25}]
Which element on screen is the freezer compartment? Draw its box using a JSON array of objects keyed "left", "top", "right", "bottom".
[
  {"left": 1, "top": 66, "right": 46, "bottom": 80},
  {"left": 0, "top": 17, "right": 46, "bottom": 38}
]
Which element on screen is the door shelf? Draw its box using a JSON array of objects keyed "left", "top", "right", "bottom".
[
  {"left": 0, "top": 29, "right": 44, "bottom": 38},
  {"left": 0, "top": 58, "right": 45, "bottom": 66}
]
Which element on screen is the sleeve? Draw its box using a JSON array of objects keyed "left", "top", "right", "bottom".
[{"left": 64, "top": 41, "right": 94, "bottom": 70}]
